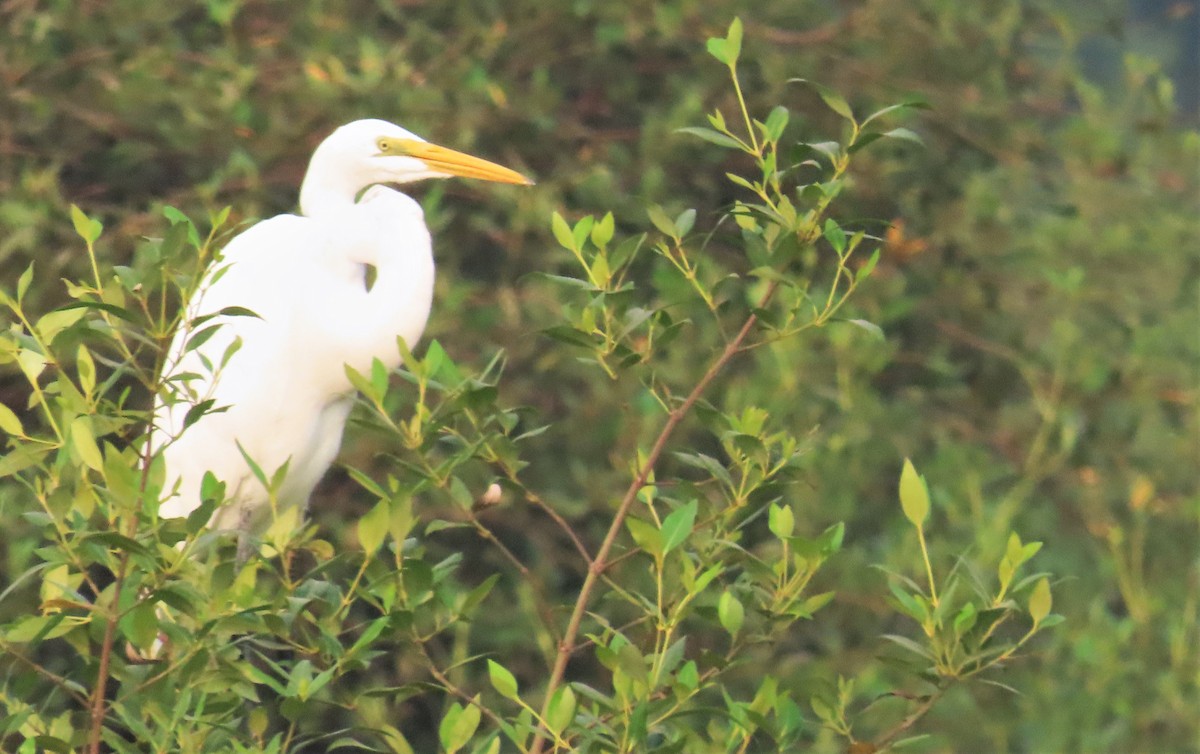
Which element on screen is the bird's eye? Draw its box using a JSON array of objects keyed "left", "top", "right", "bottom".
[{"left": 376, "top": 138, "right": 391, "bottom": 153}]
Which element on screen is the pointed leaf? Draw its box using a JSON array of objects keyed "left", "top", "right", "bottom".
[
  {"left": 487, "top": 659, "right": 519, "bottom": 701},
  {"left": 1029, "top": 577, "right": 1052, "bottom": 625},
  {"left": 899, "top": 458, "right": 930, "bottom": 527},
  {"left": 718, "top": 591, "right": 745, "bottom": 637},
  {"left": 660, "top": 500, "right": 698, "bottom": 554},
  {"left": 675, "top": 127, "right": 744, "bottom": 150},
  {"left": 358, "top": 498, "right": 389, "bottom": 554}
]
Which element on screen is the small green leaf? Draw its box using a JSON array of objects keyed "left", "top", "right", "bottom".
[
  {"left": 792, "top": 79, "right": 854, "bottom": 121},
  {"left": 706, "top": 37, "right": 729, "bottom": 65},
  {"left": 76, "top": 345, "right": 96, "bottom": 398},
  {"left": 70, "top": 204, "right": 103, "bottom": 244},
  {"left": 647, "top": 206, "right": 678, "bottom": 238},
  {"left": 545, "top": 685, "right": 577, "bottom": 735},
  {"left": 0, "top": 402, "right": 23, "bottom": 437},
  {"left": 845, "top": 319, "right": 885, "bottom": 340},
  {"left": 17, "top": 262, "right": 34, "bottom": 303},
  {"left": 763, "top": 105, "right": 789, "bottom": 142},
  {"left": 883, "top": 127, "right": 923, "bottom": 145},
  {"left": 358, "top": 498, "right": 389, "bottom": 554},
  {"left": 899, "top": 458, "right": 930, "bottom": 527},
  {"left": 70, "top": 417, "right": 103, "bottom": 472},
  {"left": 674, "top": 208, "right": 696, "bottom": 237},
  {"left": 675, "top": 126, "right": 744, "bottom": 150},
  {"left": 591, "top": 211, "right": 615, "bottom": 248},
  {"left": 953, "top": 602, "right": 978, "bottom": 636},
  {"left": 551, "top": 212, "right": 575, "bottom": 250},
  {"left": 119, "top": 601, "right": 159, "bottom": 652},
  {"left": 718, "top": 591, "right": 745, "bottom": 637},
  {"left": 768, "top": 503, "right": 794, "bottom": 540},
  {"left": 660, "top": 500, "right": 698, "bottom": 554},
  {"left": 626, "top": 517, "right": 663, "bottom": 559},
  {"left": 438, "top": 700, "right": 480, "bottom": 754},
  {"left": 487, "top": 659, "right": 519, "bottom": 701},
  {"left": 724, "top": 17, "right": 743, "bottom": 64},
  {"left": 823, "top": 218, "right": 847, "bottom": 254},
  {"left": 1029, "top": 577, "right": 1052, "bottom": 625}
]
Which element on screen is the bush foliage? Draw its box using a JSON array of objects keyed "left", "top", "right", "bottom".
[{"left": 1, "top": 2, "right": 1196, "bottom": 753}]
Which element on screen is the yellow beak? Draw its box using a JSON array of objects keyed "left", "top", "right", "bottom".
[{"left": 399, "top": 140, "right": 533, "bottom": 185}]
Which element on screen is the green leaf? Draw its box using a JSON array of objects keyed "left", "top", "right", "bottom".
[
  {"left": 675, "top": 126, "right": 744, "bottom": 150},
  {"left": 883, "top": 127, "right": 923, "bottom": 145},
  {"left": 823, "top": 219, "right": 847, "bottom": 253},
  {"left": 647, "top": 206, "right": 678, "bottom": 238},
  {"left": 674, "top": 208, "right": 696, "bottom": 237},
  {"left": 438, "top": 700, "right": 480, "bottom": 754},
  {"left": 358, "top": 498, "right": 389, "bottom": 554},
  {"left": 856, "top": 248, "right": 881, "bottom": 282},
  {"left": 76, "top": 345, "right": 96, "bottom": 398},
  {"left": 660, "top": 500, "right": 698, "bottom": 554},
  {"left": 17, "top": 262, "right": 34, "bottom": 303},
  {"left": 70, "top": 416, "right": 103, "bottom": 472},
  {"left": 724, "top": 17, "right": 743, "bottom": 64},
  {"left": 706, "top": 37, "right": 730, "bottom": 65},
  {"left": 792, "top": 79, "right": 854, "bottom": 121},
  {"left": 845, "top": 318, "right": 885, "bottom": 340},
  {"left": 1029, "top": 577, "right": 1052, "bottom": 625},
  {"left": 763, "top": 105, "right": 789, "bottom": 142},
  {"left": 899, "top": 458, "right": 930, "bottom": 527},
  {"left": 459, "top": 573, "right": 500, "bottom": 616},
  {"left": 797, "top": 590, "right": 836, "bottom": 616},
  {"left": 591, "top": 211, "right": 615, "bottom": 248},
  {"left": 69, "top": 204, "right": 103, "bottom": 244},
  {"left": 768, "top": 503, "right": 794, "bottom": 540},
  {"left": 551, "top": 211, "right": 575, "bottom": 250},
  {"left": 572, "top": 215, "right": 594, "bottom": 249},
  {"left": 954, "top": 602, "right": 978, "bottom": 636},
  {"left": 718, "top": 591, "right": 745, "bottom": 637},
  {"left": 626, "top": 517, "right": 663, "bottom": 559},
  {"left": 119, "top": 601, "right": 159, "bottom": 652},
  {"left": 0, "top": 402, "right": 23, "bottom": 437},
  {"left": 487, "top": 659, "right": 519, "bottom": 701},
  {"left": 545, "top": 685, "right": 577, "bottom": 735}
]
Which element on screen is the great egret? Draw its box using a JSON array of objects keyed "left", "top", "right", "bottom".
[{"left": 154, "top": 119, "right": 531, "bottom": 536}]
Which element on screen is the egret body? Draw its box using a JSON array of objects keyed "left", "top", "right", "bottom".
[{"left": 155, "top": 119, "right": 529, "bottom": 534}]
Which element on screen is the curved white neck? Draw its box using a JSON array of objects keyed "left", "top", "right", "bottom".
[{"left": 298, "top": 147, "right": 366, "bottom": 216}]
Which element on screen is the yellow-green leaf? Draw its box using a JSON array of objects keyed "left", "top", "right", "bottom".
[
  {"left": 899, "top": 458, "right": 930, "bottom": 527},
  {"left": 1029, "top": 577, "right": 1052, "bottom": 625},
  {"left": 70, "top": 416, "right": 103, "bottom": 471},
  {"left": 0, "top": 402, "right": 23, "bottom": 436},
  {"left": 546, "top": 685, "right": 577, "bottom": 735},
  {"left": 358, "top": 498, "right": 389, "bottom": 554},
  {"left": 70, "top": 204, "right": 103, "bottom": 245},
  {"left": 718, "top": 591, "right": 745, "bottom": 637},
  {"left": 487, "top": 659, "right": 519, "bottom": 700},
  {"left": 77, "top": 345, "right": 96, "bottom": 398},
  {"left": 551, "top": 211, "right": 575, "bottom": 250}
]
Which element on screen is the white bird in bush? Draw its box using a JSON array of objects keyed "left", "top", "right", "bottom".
[{"left": 155, "top": 119, "right": 530, "bottom": 536}]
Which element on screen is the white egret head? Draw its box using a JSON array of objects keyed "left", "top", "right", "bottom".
[{"left": 300, "top": 118, "right": 531, "bottom": 215}]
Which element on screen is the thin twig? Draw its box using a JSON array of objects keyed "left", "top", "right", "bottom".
[
  {"left": 865, "top": 685, "right": 946, "bottom": 752},
  {"left": 415, "top": 640, "right": 507, "bottom": 731},
  {"left": 528, "top": 280, "right": 781, "bottom": 754}
]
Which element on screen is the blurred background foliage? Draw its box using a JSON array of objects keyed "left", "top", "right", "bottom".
[{"left": 0, "top": 0, "right": 1196, "bottom": 751}]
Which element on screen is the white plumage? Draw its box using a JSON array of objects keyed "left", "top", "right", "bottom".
[{"left": 153, "top": 119, "right": 529, "bottom": 533}]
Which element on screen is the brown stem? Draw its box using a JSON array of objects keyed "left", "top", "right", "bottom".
[
  {"left": 865, "top": 685, "right": 946, "bottom": 753},
  {"left": 415, "top": 640, "right": 507, "bottom": 731},
  {"left": 87, "top": 536, "right": 131, "bottom": 754},
  {"left": 528, "top": 281, "right": 780, "bottom": 754},
  {"left": 88, "top": 401, "right": 159, "bottom": 754}
]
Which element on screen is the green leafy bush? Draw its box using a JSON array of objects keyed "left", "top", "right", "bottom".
[{"left": 2, "top": 2, "right": 1196, "bottom": 752}]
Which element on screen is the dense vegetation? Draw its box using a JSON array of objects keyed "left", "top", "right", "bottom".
[{"left": 1, "top": 1, "right": 1196, "bottom": 752}]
